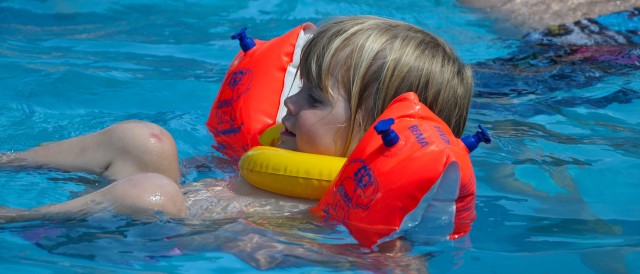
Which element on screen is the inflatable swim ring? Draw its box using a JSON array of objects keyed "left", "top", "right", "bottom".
[
  {"left": 239, "top": 143, "right": 346, "bottom": 200},
  {"left": 239, "top": 123, "right": 345, "bottom": 199}
]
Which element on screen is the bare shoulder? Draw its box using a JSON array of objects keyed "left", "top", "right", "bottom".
[{"left": 461, "top": 0, "right": 640, "bottom": 31}]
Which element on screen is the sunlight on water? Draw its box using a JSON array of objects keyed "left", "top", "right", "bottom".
[{"left": 0, "top": 1, "right": 639, "bottom": 273}]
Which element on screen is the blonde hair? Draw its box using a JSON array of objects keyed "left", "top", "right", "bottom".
[{"left": 300, "top": 16, "right": 473, "bottom": 155}]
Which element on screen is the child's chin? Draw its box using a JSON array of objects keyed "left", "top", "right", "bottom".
[{"left": 277, "top": 140, "right": 297, "bottom": 151}]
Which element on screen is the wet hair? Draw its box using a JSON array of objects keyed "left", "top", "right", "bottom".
[{"left": 299, "top": 16, "right": 473, "bottom": 155}]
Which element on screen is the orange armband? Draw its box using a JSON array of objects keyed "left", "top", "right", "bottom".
[
  {"left": 206, "top": 23, "right": 315, "bottom": 162},
  {"left": 313, "top": 92, "right": 490, "bottom": 249}
]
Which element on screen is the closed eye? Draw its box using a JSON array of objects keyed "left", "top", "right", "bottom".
[{"left": 307, "top": 88, "right": 324, "bottom": 106}]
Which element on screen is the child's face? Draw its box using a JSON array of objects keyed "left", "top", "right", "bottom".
[{"left": 278, "top": 82, "right": 350, "bottom": 157}]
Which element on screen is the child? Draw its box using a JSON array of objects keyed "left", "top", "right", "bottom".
[{"left": 1, "top": 16, "right": 473, "bottom": 223}]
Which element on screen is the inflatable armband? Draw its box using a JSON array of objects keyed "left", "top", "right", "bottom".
[
  {"left": 207, "top": 23, "right": 315, "bottom": 162},
  {"left": 313, "top": 92, "right": 490, "bottom": 249}
]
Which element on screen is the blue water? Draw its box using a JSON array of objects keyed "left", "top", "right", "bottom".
[{"left": 1, "top": 1, "right": 639, "bottom": 273}]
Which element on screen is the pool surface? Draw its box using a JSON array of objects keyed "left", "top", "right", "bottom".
[{"left": 1, "top": 1, "right": 639, "bottom": 273}]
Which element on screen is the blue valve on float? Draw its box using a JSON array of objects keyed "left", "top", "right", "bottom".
[
  {"left": 461, "top": 124, "right": 491, "bottom": 153},
  {"left": 231, "top": 27, "right": 256, "bottom": 52},
  {"left": 374, "top": 118, "right": 400, "bottom": 147}
]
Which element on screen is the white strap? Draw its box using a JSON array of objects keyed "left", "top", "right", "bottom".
[{"left": 276, "top": 24, "right": 316, "bottom": 123}]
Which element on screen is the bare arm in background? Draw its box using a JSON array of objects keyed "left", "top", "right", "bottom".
[{"left": 460, "top": 0, "right": 640, "bottom": 32}]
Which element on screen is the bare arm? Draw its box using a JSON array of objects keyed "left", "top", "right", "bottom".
[{"left": 460, "top": 0, "right": 640, "bottom": 31}]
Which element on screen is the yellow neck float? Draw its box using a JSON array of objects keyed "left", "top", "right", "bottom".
[{"left": 239, "top": 123, "right": 346, "bottom": 199}]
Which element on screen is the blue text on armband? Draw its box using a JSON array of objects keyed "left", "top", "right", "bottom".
[
  {"left": 408, "top": 125, "right": 430, "bottom": 148},
  {"left": 433, "top": 125, "right": 451, "bottom": 145}
]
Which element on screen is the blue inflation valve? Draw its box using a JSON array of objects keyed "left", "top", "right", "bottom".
[
  {"left": 374, "top": 118, "right": 400, "bottom": 147},
  {"left": 461, "top": 124, "right": 491, "bottom": 153},
  {"left": 231, "top": 27, "right": 256, "bottom": 52}
]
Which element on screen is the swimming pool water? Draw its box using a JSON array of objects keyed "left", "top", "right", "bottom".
[{"left": 1, "top": 1, "right": 639, "bottom": 273}]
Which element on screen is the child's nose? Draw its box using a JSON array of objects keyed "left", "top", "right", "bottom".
[{"left": 284, "top": 95, "right": 296, "bottom": 115}]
